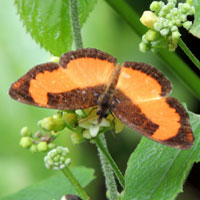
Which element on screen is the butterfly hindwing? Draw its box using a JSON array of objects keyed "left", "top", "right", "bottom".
[
  {"left": 9, "top": 48, "right": 117, "bottom": 110},
  {"left": 112, "top": 62, "right": 193, "bottom": 149}
]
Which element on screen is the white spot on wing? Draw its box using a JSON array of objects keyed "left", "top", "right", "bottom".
[{"left": 121, "top": 72, "right": 130, "bottom": 79}]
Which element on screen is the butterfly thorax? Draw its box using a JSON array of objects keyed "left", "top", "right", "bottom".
[{"left": 97, "top": 65, "right": 121, "bottom": 122}]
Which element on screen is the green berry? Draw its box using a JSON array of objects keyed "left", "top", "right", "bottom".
[
  {"left": 145, "top": 30, "right": 158, "bottom": 41},
  {"left": 20, "top": 127, "right": 31, "bottom": 137},
  {"left": 37, "top": 141, "right": 48, "bottom": 152},
  {"left": 30, "top": 144, "right": 37, "bottom": 153},
  {"left": 183, "top": 21, "right": 192, "bottom": 30},
  {"left": 20, "top": 137, "right": 32, "bottom": 148}
]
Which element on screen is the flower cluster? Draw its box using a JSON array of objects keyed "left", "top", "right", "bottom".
[
  {"left": 139, "top": 0, "right": 194, "bottom": 52},
  {"left": 19, "top": 126, "right": 56, "bottom": 153},
  {"left": 44, "top": 146, "right": 71, "bottom": 170},
  {"left": 19, "top": 108, "right": 124, "bottom": 153}
]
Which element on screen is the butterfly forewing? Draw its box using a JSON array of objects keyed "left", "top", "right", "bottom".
[{"left": 9, "top": 48, "right": 117, "bottom": 110}]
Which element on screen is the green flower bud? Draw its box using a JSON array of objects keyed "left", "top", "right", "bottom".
[
  {"left": 139, "top": 42, "right": 148, "bottom": 53},
  {"left": 160, "top": 28, "right": 169, "bottom": 36},
  {"left": 30, "top": 144, "right": 37, "bottom": 153},
  {"left": 145, "top": 30, "right": 159, "bottom": 41},
  {"left": 168, "top": 0, "right": 177, "bottom": 4},
  {"left": 189, "top": 6, "right": 195, "bottom": 15},
  {"left": 150, "top": 1, "right": 161, "bottom": 13},
  {"left": 49, "top": 56, "right": 59, "bottom": 63},
  {"left": 20, "top": 137, "right": 32, "bottom": 148},
  {"left": 154, "top": 21, "right": 163, "bottom": 31},
  {"left": 174, "top": 18, "right": 181, "bottom": 26},
  {"left": 140, "top": 11, "right": 158, "bottom": 29},
  {"left": 20, "top": 126, "right": 31, "bottom": 137},
  {"left": 179, "top": 14, "right": 187, "bottom": 22},
  {"left": 158, "top": 10, "right": 166, "bottom": 17},
  {"left": 37, "top": 141, "right": 48, "bottom": 152},
  {"left": 159, "top": 1, "right": 165, "bottom": 8},
  {"left": 48, "top": 143, "right": 56, "bottom": 149},
  {"left": 51, "top": 131, "right": 60, "bottom": 137},
  {"left": 44, "top": 146, "right": 71, "bottom": 170},
  {"left": 171, "top": 25, "right": 178, "bottom": 32},
  {"left": 39, "top": 116, "right": 65, "bottom": 131},
  {"left": 168, "top": 43, "right": 177, "bottom": 51},
  {"left": 83, "top": 130, "right": 92, "bottom": 139},
  {"left": 142, "top": 35, "right": 149, "bottom": 44},
  {"left": 172, "top": 31, "right": 181, "bottom": 41},
  {"left": 180, "top": 3, "right": 191, "bottom": 14},
  {"left": 186, "top": 0, "right": 193, "bottom": 6},
  {"left": 183, "top": 21, "right": 192, "bottom": 30},
  {"left": 170, "top": 8, "right": 178, "bottom": 16},
  {"left": 165, "top": 13, "right": 172, "bottom": 20},
  {"left": 71, "top": 132, "right": 85, "bottom": 144},
  {"left": 62, "top": 112, "right": 77, "bottom": 126}
]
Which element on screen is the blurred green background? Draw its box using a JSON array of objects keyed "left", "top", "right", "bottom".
[{"left": 0, "top": 0, "right": 199, "bottom": 199}]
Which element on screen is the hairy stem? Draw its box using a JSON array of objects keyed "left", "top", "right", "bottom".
[
  {"left": 62, "top": 167, "right": 90, "bottom": 200},
  {"left": 95, "top": 134, "right": 125, "bottom": 189},
  {"left": 69, "top": 0, "right": 83, "bottom": 49},
  {"left": 96, "top": 134, "right": 119, "bottom": 200}
]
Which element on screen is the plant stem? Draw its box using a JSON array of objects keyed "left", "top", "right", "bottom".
[
  {"left": 62, "top": 167, "right": 90, "bottom": 200},
  {"left": 178, "top": 38, "right": 200, "bottom": 70},
  {"left": 105, "top": 0, "right": 200, "bottom": 100},
  {"left": 69, "top": 0, "right": 83, "bottom": 49},
  {"left": 96, "top": 134, "right": 119, "bottom": 200},
  {"left": 95, "top": 134, "right": 125, "bottom": 189}
]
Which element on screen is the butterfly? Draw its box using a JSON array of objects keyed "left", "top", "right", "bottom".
[{"left": 9, "top": 48, "right": 194, "bottom": 149}]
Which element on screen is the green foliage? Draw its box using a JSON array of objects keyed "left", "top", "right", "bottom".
[
  {"left": 2, "top": 167, "right": 95, "bottom": 200},
  {"left": 14, "top": 0, "right": 97, "bottom": 56},
  {"left": 190, "top": 0, "right": 200, "bottom": 38},
  {"left": 123, "top": 111, "right": 200, "bottom": 200}
]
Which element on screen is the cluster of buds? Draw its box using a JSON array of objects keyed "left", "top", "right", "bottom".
[
  {"left": 19, "top": 126, "right": 56, "bottom": 152},
  {"left": 19, "top": 108, "right": 124, "bottom": 151},
  {"left": 44, "top": 146, "right": 71, "bottom": 170},
  {"left": 140, "top": 0, "right": 194, "bottom": 52}
]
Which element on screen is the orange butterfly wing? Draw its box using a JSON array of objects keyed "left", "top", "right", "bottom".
[
  {"left": 9, "top": 48, "right": 117, "bottom": 110},
  {"left": 112, "top": 62, "right": 193, "bottom": 149}
]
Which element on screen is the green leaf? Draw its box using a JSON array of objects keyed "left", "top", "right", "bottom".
[
  {"left": 123, "top": 111, "right": 200, "bottom": 200},
  {"left": 2, "top": 166, "right": 95, "bottom": 200},
  {"left": 14, "top": 0, "right": 97, "bottom": 56},
  {"left": 190, "top": 0, "right": 200, "bottom": 38}
]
